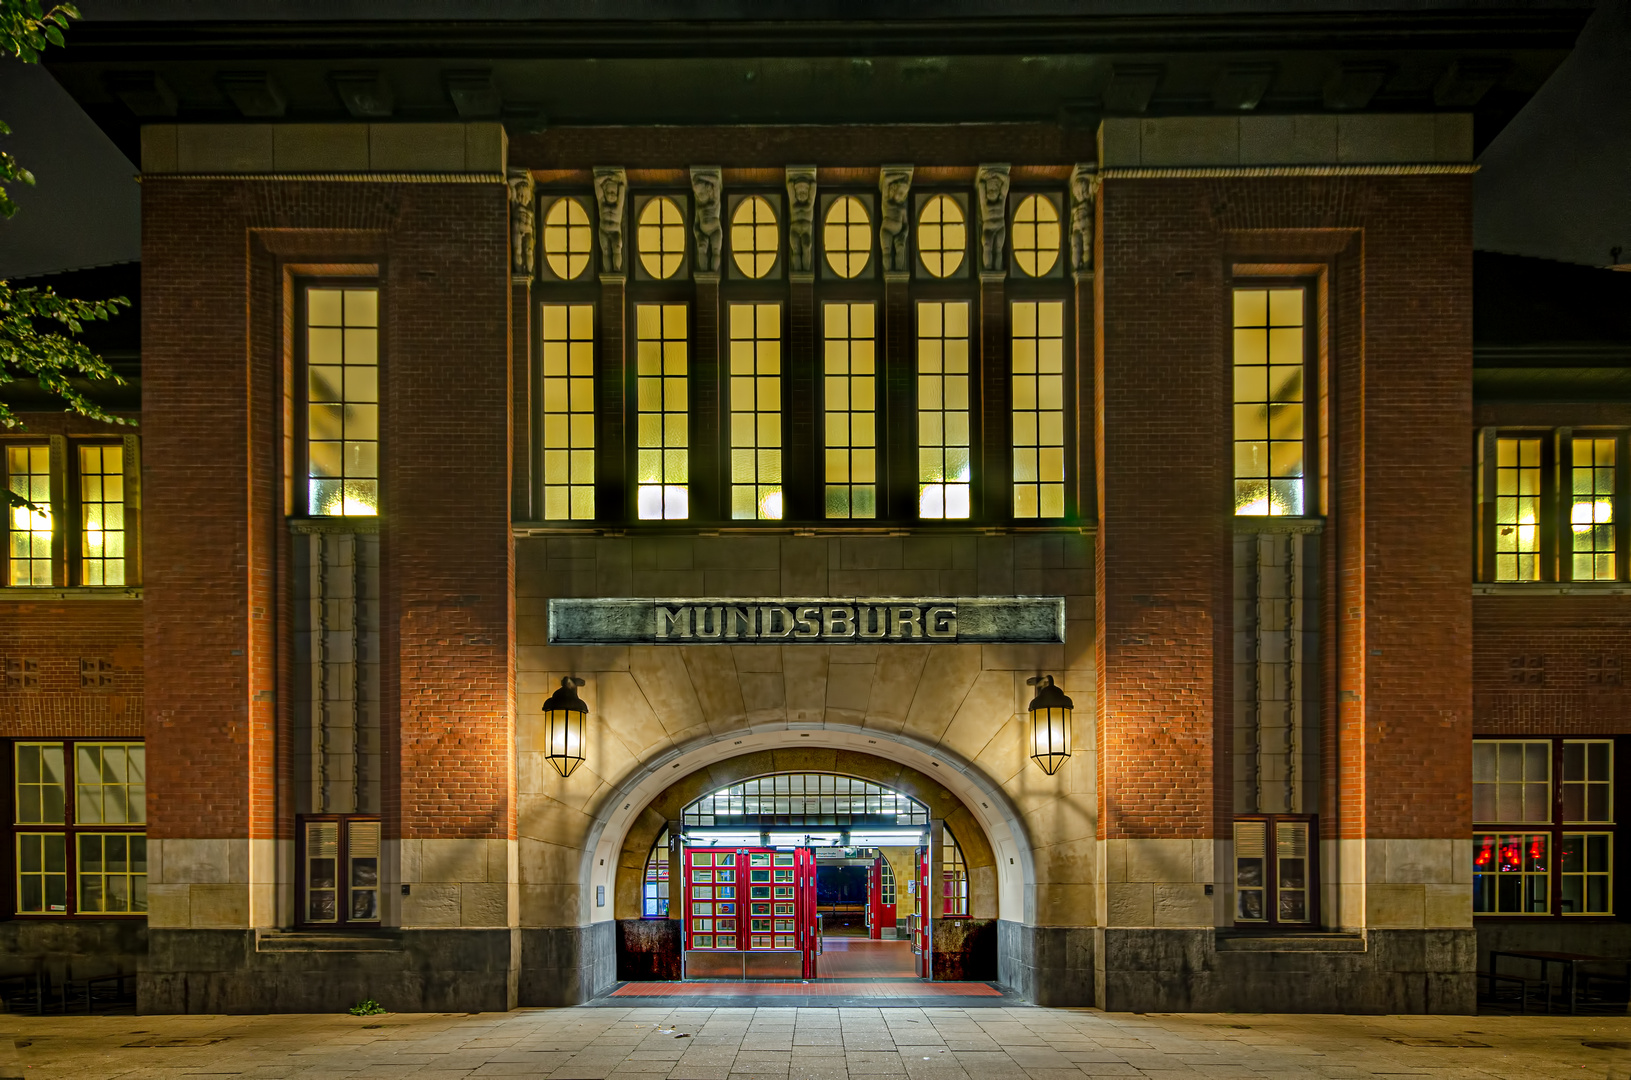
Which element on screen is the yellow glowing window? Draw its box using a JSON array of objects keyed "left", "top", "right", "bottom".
[
  {"left": 638, "top": 196, "right": 686, "bottom": 280},
  {"left": 729, "top": 303, "right": 784, "bottom": 520},
  {"left": 636, "top": 303, "right": 689, "bottom": 520},
  {"left": 1561, "top": 832, "right": 1612, "bottom": 915},
  {"left": 77, "top": 833, "right": 147, "bottom": 913},
  {"left": 306, "top": 287, "right": 379, "bottom": 517},
  {"left": 6, "top": 444, "right": 52, "bottom": 585},
  {"left": 1571, "top": 437, "right": 1615, "bottom": 580},
  {"left": 824, "top": 195, "right": 871, "bottom": 279},
  {"left": 78, "top": 445, "right": 125, "bottom": 586},
  {"left": 823, "top": 302, "right": 878, "bottom": 520},
  {"left": 731, "top": 196, "right": 779, "bottom": 279},
  {"left": 917, "top": 301, "right": 971, "bottom": 519},
  {"left": 1496, "top": 437, "right": 1542, "bottom": 581},
  {"left": 541, "top": 303, "right": 596, "bottom": 521},
  {"left": 917, "top": 194, "right": 965, "bottom": 278},
  {"left": 1011, "top": 194, "right": 1061, "bottom": 278},
  {"left": 1233, "top": 288, "right": 1305, "bottom": 516},
  {"left": 1012, "top": 301, "right": 1066, "bottom": 518},
  {"left": 542, "top": 197, "right": 593, "bottom": 280}
]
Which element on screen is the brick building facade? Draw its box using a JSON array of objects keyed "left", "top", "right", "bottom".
[{"left": 4, "top": 3, "right": 1624, "bottom": 1014}]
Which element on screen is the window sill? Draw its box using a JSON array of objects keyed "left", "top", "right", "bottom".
[
  {"left": 288, "top": 517, "right": 380, "bottom": 534},
  {"left": 1231, "top": 516, "right": 1324, "bottom": 535},
  {"left": 1474, "top": 582, "right": 1631, "bottom": 596},
  {"left": 1215, "top": 930, "right": 1365, "bottom": 953},
  {"left": 512, "top": 522, "right": 1095, "bottom": 538},
  {"left": 0, "top": 586, "right": 142, "bottom": 600}
]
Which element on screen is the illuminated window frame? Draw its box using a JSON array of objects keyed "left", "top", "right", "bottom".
[
  {"left": 916, "top": 300, "right": 972, "bottom": 519},
  {"left": 303, "top": 285, "right": 380, "bottom": 518},
  {"left": 1011, "top": 300, "right": 1067, "bottom": 519},
  {"left": 823, "top": 195, "right": 872, "bottom": 279},
  {"left": 1010, "top": 193, "right": 1062, "bottom": 278},
  {"left": 643, "top": 828, "right": 671, "bottom": 918},
  {"left": 1494, "top": 436, "right": 1543, "bottom": 582},
  {"left": 916, "top": 194, "right": 966, "bottom": 279},
  {"left": 822, "top": 301, "right": 878, "bottom": 520},
  {"left": 541, "top": 303, "right": 596, "bottom": 521},
  {"left": 541, "top": 196, "right": 594, "bottom": 282},
  {"left": 728, "top": 302, "right": 784, "bottom": 520},
  {"left": 77, "top": 444, "right": 126, "bottom": 586},
  {"left": 1571, "top": 437, "right": 1617, "bottom": 580},
  {"left": 941, "top": 828, "right": 968, "bottom": 917},
  {"left": 730, "top": 196, "right": 779, "bottom": 280},
  {"left": 635, "top": 303, "right": 690, "bottom": 520},
  {"left": 637, "top": 195, "right": 687, "bottom": 281},
  {"left": 5, "top": 443, "right": 53, "bottom": 586},
  {"left": 1232, "top": 285, "right": 1308, "bottom": 517},
  {"left": 8, "top": 739, "right": 146, "bottom": 918}
]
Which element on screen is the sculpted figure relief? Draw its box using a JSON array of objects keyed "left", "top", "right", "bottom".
[
  {"left": 507, "top": 168, "right": 536, "bottom": 278},
  {"left": 786, "top": 166, "right": 817, "bottom": 274},
  {"left": 878, "top": 165, "right": 913, "bottom": 274},
  {"left": 1070, "top": 163, "right": 1096, "bottom": 275},
  {"left": 975, "top": 163, "right": 1011, "bottom": 274},
  {"left": 690, "top": 166, "right": 723, "bottom": 274},
  {"left": 592, "top": 166, "right": 627, "bottom": 275}
]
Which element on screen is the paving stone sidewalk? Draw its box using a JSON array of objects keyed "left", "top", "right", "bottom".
[{"left": 3, "top": 1005, "right": 1630, "bottom": 1079}]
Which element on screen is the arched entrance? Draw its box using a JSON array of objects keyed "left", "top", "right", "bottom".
[{"left": 579, "top": 723, "right": 1036, "bottom": 992}]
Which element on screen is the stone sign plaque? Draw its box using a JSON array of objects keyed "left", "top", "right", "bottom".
[{"left": 547, "top": 596, "right": 1065, "bottom": 645}]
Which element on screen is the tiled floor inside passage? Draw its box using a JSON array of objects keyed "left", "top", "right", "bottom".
[
  {"left": 4, "top": 1004, "right": 1631, "bottom": 1079},
  {"left": 812, "top": 940, "right": 918, "bottom": 980}
]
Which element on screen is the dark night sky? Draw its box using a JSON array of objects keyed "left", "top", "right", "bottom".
[{"left": 0, "top": 0, "right": 1627, "bottom": 279}]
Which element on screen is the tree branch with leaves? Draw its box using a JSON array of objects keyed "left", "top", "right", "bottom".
[{"left": 2, "top": 0, "right": 133, "bottom": 514}]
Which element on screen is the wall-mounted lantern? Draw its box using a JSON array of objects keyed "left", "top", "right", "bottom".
[
  {"left": 1027, "top": 674, "right": 1073, "bottom": 775},
  {"left": 543, "top": 676, "right": 588, "bottom": 777}
]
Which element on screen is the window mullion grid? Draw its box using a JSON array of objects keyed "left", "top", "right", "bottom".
[{"left": 1618, "top": 430, "right": 1631, "bottom": 583}]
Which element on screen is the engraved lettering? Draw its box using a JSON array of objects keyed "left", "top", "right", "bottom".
[
  {"left": 824, "top": 605, "right": 855, "bottom": 638},
  {"left": 696, "top": 605, "right": 724, "bottom": 639},
  {"left": 725, "top": 606, "right": 755, "bottom": 640},
  {"left": 926, "top": 606, "right": 957, "bottom": 639},
  {"left": 858, "top": 605, "right": 888, "bottom": 639},
  {"left": 794, "top": 605, "right": 821, "bottom": 639},
  {"left": 891, "top": 605, "right": 923, "bottom": 639},
  {"left": 656, "top": 605, "right": 693, "bottom": 639},
  {"left": 760, "top": 605, "right": 795, "bottom": 639}
]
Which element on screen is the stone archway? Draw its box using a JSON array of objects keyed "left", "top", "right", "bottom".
[
  {"left": 578, "top": 720, "right": 1037, "bottom": 929},
  {"left": 611, "top": 748, "right": 999, "bottom": 920}
]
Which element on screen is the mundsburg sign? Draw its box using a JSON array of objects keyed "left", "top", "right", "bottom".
[{"left": 547, "top": 596, "right": 1065, "bottom": 645}]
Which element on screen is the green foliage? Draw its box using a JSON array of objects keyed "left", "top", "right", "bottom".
[
  {"left": 1, "top": 281, "right": 130, "bottom": 508},
  {"left": 348, "top": 998, "right": 387, "bottom": 1016},
  {"left": 1, "top": 1, "right": 79, "bottom": 218},
  {"left": 1, "top": 0, "right": 130, "bottom": 512}
]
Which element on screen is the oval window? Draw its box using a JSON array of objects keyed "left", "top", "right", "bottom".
[
  {"left": 917, "top": 194, "right": 965, "bottom": 278},
  {"left": 730, "top": 196, "right": 779, "bottom": 279},
  {"left": 638, "top": 196, "right": 686, "bottom": 280},
  {"left": 823, "top": 196, "right": 871, "bottom": 279},
  {"left": 542, "top": 197, "right": 592, "bottom": 280},
  {"left": 1012, "top": 194, "right": 1061, "bottom": 278}
]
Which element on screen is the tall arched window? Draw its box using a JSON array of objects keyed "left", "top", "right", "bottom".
[{"left": 642, "top": 827, "right": 671, "bottom": 917}]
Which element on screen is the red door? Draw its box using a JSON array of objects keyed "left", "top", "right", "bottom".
[
  {"left": 867, "top": 858, "right": 880, "bottom": 940},
  {"left": 917, "top": 845, "right": 931, "bottom": 978},
  {"left": 797, "top": 847, "right": 818, "bottom": 977},
  {"left": 877, "top": 855, "right": 897, "bottom": 934}
]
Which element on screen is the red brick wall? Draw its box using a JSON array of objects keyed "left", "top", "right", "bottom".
[
  {"left": 1096, "top": 175, "right": 1474, "bottom": 843},
  {"left": 1474, "top": 595, "right": 1631, "bottom": 735},
  {"left": 0, "top": 600, "right": 143, "bottom": 739},
  {"left": 142, "top": 179, "right": 515, "bottom": 843}
]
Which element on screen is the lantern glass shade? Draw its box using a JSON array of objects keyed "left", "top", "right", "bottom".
[
  {"left": 542, "top": 676, "right": 588, "bottom": 777},
  {"left": 545, "top": 706, "right": 585, "bottom": 777},
  {"left": 1030, "top": 705, "right": 1072, "bottom": 775},
  {"left": 1027, "top": 675, "right": 1074, "bottom": 775}
]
